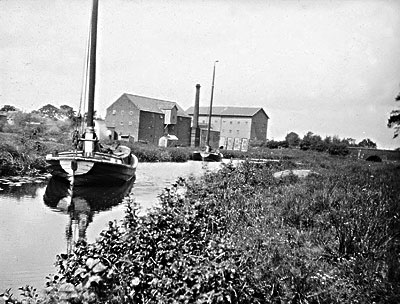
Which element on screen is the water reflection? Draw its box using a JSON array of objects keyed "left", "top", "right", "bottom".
[
  {"left": 43, "top": 178, "right": 134, "bottom": 249},
  {"left": 0, "top": 161, "right": 229, "bottom": 291}
]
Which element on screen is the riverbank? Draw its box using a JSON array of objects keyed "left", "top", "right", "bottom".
[
  {"left": 2, "top": 154, "right": 399, "bottom": 303},
  {"left": 0, "top": 132, "right": 298, "bottom": 177}
]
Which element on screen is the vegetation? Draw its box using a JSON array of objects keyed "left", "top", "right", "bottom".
[
  {"left": 0, "top": 133, "right": 68, "bottom": 176},
  {"left": 2, "top": 154, "right": 399, "bottom": 303},
  {"left": 250, "top": 132, "right": 378, "bottom": 157},
  {"left": 388, "top": 91, "right": 400, "bottom": 138}
]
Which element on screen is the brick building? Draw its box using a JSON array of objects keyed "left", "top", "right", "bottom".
[
  {"left": 105, "top": 93, "right": 191, "bottom": 146},
  {"left": 186, "top": 106, "right": 269, "bottom": 150}
]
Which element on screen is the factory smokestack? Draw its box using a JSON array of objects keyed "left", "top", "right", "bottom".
[{"left": 191, "top": 84, "right": 201, "bottom": 147}]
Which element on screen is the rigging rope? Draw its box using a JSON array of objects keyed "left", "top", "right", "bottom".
[{"left": 76, "top": 9, "right": 93, "bottom": 135}]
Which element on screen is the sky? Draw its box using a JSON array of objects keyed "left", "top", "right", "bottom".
[{"left": 1, "top": 0, "right": 400, "bottom": 149}]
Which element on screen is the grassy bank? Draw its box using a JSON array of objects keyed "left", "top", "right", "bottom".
[{"left": 3, "top": 154, "right": 399, "bottom": 303}]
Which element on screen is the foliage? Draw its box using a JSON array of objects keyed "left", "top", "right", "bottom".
[
  {"left": 168, "top": 147, "right": 189, "bottom": 162},
  {"left": 285, "top": 131, "right": 301, "bottom": 147},
  {"left": 0, "top": 133, "right": 68, "bottom": 176},
  {"left": 0, "top": 105, "right": 18, "bottom": 112},
  {"left": 265, "top": 139, "right": 288, "bottom": 149},
  {"left": 387, "top": 92, "right": 400, "bottom": 138},
  {"left": 36, "top": 104, "right": 60, "bottom": 119},
  {"left": 128, "top": 142, "right": 191, "bottom": 162},
  {"left": 358, "top": 138, "right": 377, "bottom": 149},
  {"left": 60, "top": 105, "right": 76, "bottom": 120},
  {"left": 2, "top": 110, "right": 74, "bottom": 140},
  {"left": 327, "top": 142, "right": 350, "bottom": 156}
]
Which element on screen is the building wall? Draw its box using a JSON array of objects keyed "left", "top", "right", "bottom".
[
  {"left": 250, "top": 110, "right": 268, "bottom": 140},
  {"left": 220, "top": 117, "right": 252, "bottom": 139},
  {"left": 196, "top": 115, "right": 253, "bottom": 139},
  {"left": 164, "top": 116, "right": 191, "bottom": 146},
  {"left": 197, "top": 115, "right": 222, "bottom": 132},
  {"left": 175, "top": 116, "right": 191, "bottom": 146},
  {"left": 105, "top": 95, "right": 140, "bottom": 140},
  {"left": 138, "top": 111, "right": 165, "bottom": 144}
]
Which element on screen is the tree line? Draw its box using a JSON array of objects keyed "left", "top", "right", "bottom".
[
  {"left": 252, "top": 131, "right": 378, "bottom": 156},
  {"left": 0, "top": 104, "right": 80, "bottom": 139}
]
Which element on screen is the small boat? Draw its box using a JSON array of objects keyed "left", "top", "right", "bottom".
[
  {"left": 200, "top": 150, "right": 223, "bottom": 162},
  {"left": 45, "top": 0, "right": 138, "bottom": 186},
  {"left": 192, "top": 147, "right": 223, "bottom": 162},
  {"left": 192, "top": 60, "right": 223, "bottom": 162}
]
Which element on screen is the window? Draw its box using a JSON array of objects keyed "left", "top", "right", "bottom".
[
  {"left": 129, "top": 111, "right": 133, "bottom": 115},
  {"left": 229, "top": 130, "right": 232, "bottom": 133},
  {"left": 128, "top": 121, "right": 132, "bottom": 126},
  {"left": 237, "top": 130, "right": 240, "bottom": 134},
  {"left": 237, "top": 121, "right": 240, "bottom": 124},
  {"left": 215, "top": 120, "right": 218, "bottom": 123},
  {"left": 112, "top": 110, "right": 116, "bottom": 115},
  {"left": 120, "top": 122, "right": 124, "bottom": 125},
  {"left": 230, "top": 121, "right": 233, "bottom": 124}
]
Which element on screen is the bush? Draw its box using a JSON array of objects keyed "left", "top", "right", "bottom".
[
  {"left": 168, "top": 148, "right": 189, "bottom": 162},
  {"left": 328, "top": 143, "right": 349, "bottom": 156}
]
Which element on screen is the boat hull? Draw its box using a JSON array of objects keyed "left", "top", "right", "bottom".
[
  {"left": 46, "top": 152, "right": 137, "bottom": 186},
  {"left": 192, "top": 151, "right": 223, "bottom": 162}
]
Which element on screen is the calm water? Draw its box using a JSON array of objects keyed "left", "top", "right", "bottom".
[{"left": 0, "top": 161, "right": 226, "bottom": 292}]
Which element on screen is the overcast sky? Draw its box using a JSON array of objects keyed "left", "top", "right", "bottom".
[{"left": 1, "top": 0, "right": 400, "bottom": 149}]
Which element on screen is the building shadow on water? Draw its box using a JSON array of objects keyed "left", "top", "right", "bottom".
[{"left": 43, "top": 177, "right": 135, "bottom": 252}]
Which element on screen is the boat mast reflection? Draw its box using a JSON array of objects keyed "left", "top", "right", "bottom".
[{"left": 43, "top": 177, "right": 134, "bottom": 252}]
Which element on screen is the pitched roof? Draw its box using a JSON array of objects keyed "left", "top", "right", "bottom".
[
  {"left": 122, "top": 94, "right": 190, "bottom": 117},
  {"left": 186, "top": 106, "right": 269, "bottom": 118}
]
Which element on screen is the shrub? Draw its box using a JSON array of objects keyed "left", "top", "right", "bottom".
[
  {"left": 168, "top": 148, "right": 189, "bottom": 162},
  {"left": 328, "top": 143, "right": 349, "bottom": 156}
]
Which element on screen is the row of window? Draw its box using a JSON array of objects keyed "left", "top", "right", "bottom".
[
  {"left": 202, "top": 119, "right": 249, "bottom": 125},
  {"left": 112, "top": 110, "right": 134, "bottom": 115},
  {"left": 223, "top": 130, "right": 241, "bottom": 134},
  {"left": 110, "top": 121, "right": 133, "bottom": 126}
]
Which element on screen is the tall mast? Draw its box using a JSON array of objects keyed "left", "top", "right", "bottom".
[
  {"left": 206, "top": 60, "right": 218, "bottom": 147},
  {"left": 87, "top": 0, "right": 98, "bottom": 128}
]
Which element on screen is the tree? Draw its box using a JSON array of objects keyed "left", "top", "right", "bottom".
[
  {"left": 285, "top": 132, "right": 300, "bottom": 147},
  {"left": 358, "top": 138, "right": 377, "bottom": 149},
  {"left": 300, "top": 131, "right": 324, "bottom": 151},
  {"left": 388, "top": 92, "right": 400, "bottom": 138},
  {"left": 37, "top": 104, "right": 60, "bottom": 119},
  {"left": 60, "top": 105, "right": 76, "bottom": 119},
  {"left": 0, "top": 105, "right": 17, "bottom": 112}
]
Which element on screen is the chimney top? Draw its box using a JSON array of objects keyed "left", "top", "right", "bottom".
[{"left": 196, "top": 84, "right": 201, "bottom": 88}]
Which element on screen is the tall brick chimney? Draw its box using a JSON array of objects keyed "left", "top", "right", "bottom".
[{"left": 191, "top": 84, "right": 201, "bottom": 147}]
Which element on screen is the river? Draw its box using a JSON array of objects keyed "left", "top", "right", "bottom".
[{"left": 0, "top": 161, "right": 227, "bottom": 292}]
